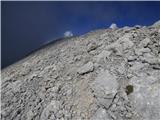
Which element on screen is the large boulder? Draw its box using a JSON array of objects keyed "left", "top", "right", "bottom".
[{"left": 91, "top": 69, "right": 118, "bottom": 108}]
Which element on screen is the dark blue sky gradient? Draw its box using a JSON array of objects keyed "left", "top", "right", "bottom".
[{"left": 1, "top": 1, "right": 160, "bottom": 68}]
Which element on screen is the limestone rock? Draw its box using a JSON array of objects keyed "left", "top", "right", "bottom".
[
  {"left": 77, "top": 61, "right": 94, "bottom": 75},
  {"left": 118, "top": 34, "right": 134, "bottom": 50},
  {"left": 91, "top": 70, "right": 118, "bottom": 108},
  {"left": 92, "top": 70, "right": 118, "bottom": 97},
  {"left": 87, "top": 42, "right": 98, "bottom": 52},
  {"left": 139, "top": 38, "right": 150, "bottom": 48},
  {"left": 91, "top": 108, "right": 110, "bottom": 120},
  {"left": 40, "top": 100, "right": 60, "bottom": 120},
  {"left": 94, "top": 50, "right": 111, "bottom": 63}
]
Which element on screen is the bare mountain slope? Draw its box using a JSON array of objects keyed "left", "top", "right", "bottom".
[{"left": 1, "top": 22, "right": 160, "bottom": 120}]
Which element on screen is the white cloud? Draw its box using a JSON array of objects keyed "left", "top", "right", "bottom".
[
  {"left": 109, "top": 23, "right": 118, "bottom": 29},
  {"left": 64, "top": 31, "right": 73, "bottom": 37}
]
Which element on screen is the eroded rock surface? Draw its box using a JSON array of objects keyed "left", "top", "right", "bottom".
[{"left": 1, "top": 22, "right": 160, "bottom": 120}]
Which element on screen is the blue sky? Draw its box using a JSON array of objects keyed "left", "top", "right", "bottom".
[{"left": 1, "top": 1, "right": 160, "bottom": 68}]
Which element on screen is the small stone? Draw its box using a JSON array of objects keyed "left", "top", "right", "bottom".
[
  {"left": 106, "top": 33, "right": 134, "bottom": 52},
  {"left": 117, "top": 101, "right": 123, "bottom": 106},
  {"left": 135, "top": 48, "right": 151, "bottom": 56},
  {"left": 40, "top": 100, "right": 60, "bottom": 120},
  {"left": 142, "top": 53, "right": 160, "bottom": 64},
  {"left": 119, "top": 106, "right": 126, "bottom": 111},
  {"left": 127, "top": 56, "right": 137, "bottom": 62},
  {"left": 139, "top": 38, "right": 150, "bottom": 48},
  {"left": 119, "top": 38, "right": 134, "bottom": 50},
  {"left": 125, "top": 112, "right": 132, "bottom": 118},
  {"left": 77, "top": 62, "right": 94, "bottom": 75},
  {"left": 91, "top": 108, "right": 110, "bottom": 120},
  {"left": 110, "top": 104, "right": 117, "bottom": 111},
  {"left": 74, "top": 55, "right": 81, "bottom": 62},
  {"left": 95, "top": 50, "right": 111, "bottom": 63},
  {"left": 87, "top": 42, "right": 98, "bottom": 52},
  {"left": 108, "top": 111, "right": 117, "bottom": 120},
  {"left": 27, "top": 110, "right": 35, "bottom": 120},
  {"left": 113, "top": 97, "right": 119, "bottom": 103},
  {"left": 106, "top": 42, "right": 123, "bottom": 56},
  {"left": 127, "top": 73, "right": 133, "bottom": 79},
  {"left": 66, "top": 76, "right": 72, "bottom": 81}
]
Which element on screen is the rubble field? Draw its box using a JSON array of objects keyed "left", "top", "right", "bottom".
[{"left": 1, "top": 21, "right": 160, "bottom": 120}]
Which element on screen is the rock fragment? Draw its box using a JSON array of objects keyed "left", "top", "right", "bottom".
[
  {"left": 139, "top": 38, "right": 150, "bottom": 48},
  {"left": 40, "top": 100, "right": 60, "bottom": 120},
  {"left": 91, "top": 108, "right": 110, "bottom": 120},
  {"left": 87, "top": 42, "right": 98, "bottom": 52},
  {"left": 95, "top": 50, "right": 111, "bottom": 63},
  {"left": 106, "top": 33, "right": 134, "bottom": 55},
  {"left": 135, "top": 48, "right": 151, "bottom": 56},
  {"left": 77, "top": 61, "right": 94, "bottom": 75},
  {"left": 118, "top": 34, "right": 134, "bottom": 50},
  {"left": 141, "top": 53, "right": 160, "bottom": 64}
]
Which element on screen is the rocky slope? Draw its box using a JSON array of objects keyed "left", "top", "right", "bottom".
[{"left": 1, "top": 22, "right": 160, "bottom": 120}]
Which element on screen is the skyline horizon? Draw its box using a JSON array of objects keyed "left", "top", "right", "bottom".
[{"left": 2, "top": 1, "right": 160, "bottom": 68}]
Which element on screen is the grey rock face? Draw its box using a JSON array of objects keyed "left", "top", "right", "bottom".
[{"left": 1, "top": 21, "right": 160, "bottom": 120}]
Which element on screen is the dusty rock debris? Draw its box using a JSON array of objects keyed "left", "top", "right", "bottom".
[{"left": 1, "top": 22, "right": 160, "bottom": 120}]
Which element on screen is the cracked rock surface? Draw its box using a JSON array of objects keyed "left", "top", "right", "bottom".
[{"left": 1, "top": 22, "right": 160, "bottom": 120}]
